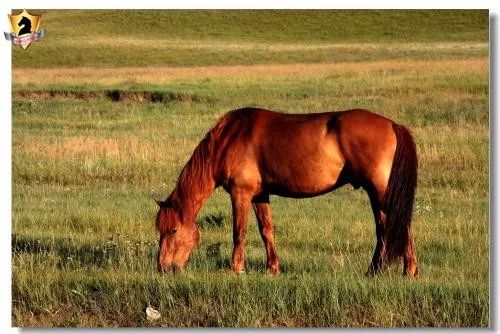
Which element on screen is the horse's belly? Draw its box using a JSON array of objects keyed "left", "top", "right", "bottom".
[
  {"left": 255, "top": 117, "right": 346, "bottom": 197},
  {"left": 264, "top": 168, "right": 344, "bottom": 197},
  {"left": 261, "top": 149, "right": 345, "bottom": 198}
]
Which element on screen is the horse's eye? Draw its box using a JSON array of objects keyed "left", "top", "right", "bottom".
[{"left": 170, "top": 228, "right": 177, "bottom": 234}]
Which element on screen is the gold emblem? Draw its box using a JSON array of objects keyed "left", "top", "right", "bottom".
[{"left": 6, "top": 9, "right": 43, "bottom": 49}]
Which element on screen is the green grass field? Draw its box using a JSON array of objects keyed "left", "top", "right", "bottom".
[{"left": 12, "top": 10, "right": 489, "bottom": 327}]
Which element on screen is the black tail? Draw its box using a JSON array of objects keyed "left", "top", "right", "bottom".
[{"left": 383, "top": 123, "right": 418, "bottom": 264}]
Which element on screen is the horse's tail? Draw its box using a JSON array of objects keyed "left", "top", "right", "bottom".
[{"left": 383, "top": 123, "right": 418, "bottom": 264}]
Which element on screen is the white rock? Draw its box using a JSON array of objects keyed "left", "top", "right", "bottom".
[{"left": 146, "top": 306, "right": 161, "bottom": 321}]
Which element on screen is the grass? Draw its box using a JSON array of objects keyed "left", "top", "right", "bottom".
[
  {"left": 11, "top": 10, "right": 489, "bottom": 327},
  {"left": 13, "top": 10, "right": 488, "bottom": 68}
]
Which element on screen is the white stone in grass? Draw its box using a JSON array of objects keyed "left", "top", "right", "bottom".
[{"left": 146, "top": 306, "right": 161, "bottom": 321}]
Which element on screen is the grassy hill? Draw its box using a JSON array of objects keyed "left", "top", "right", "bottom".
[{"left": 13, "top": 10, "right": 488, "bottom": 68}]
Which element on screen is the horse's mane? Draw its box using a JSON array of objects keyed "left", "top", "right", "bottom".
[{"left": 167, "top": 110, "right": 245, "bottom": 215}]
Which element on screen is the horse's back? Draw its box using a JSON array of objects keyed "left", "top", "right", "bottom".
[
  {"left": 219, "top": 108, "right": 397, "bottom": 198},
  {"left": 219, "top": 108, "right": 341, "bottom": 197}
]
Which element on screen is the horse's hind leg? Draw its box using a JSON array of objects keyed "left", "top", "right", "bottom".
[
  {"left": 404, "top": 229, "right": 419, "bottom": 277},
  {"left": 366, "top": 190, "right": 387, "bottom": 276},
  {"left": 252, "top": 194, "right": 280, "bottom": 275},
  {"left": 366, "top": 185, "right": 419, "bottom": 277}
]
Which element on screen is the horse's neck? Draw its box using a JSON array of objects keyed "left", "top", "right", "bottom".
[
  {"left": 171, "top": 164, "right": 216, "bottom": 223},
  {"left": 169, "top": 125, "right": 223, "bottom": 222}
]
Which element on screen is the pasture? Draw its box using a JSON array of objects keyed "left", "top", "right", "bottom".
[{"left": 12, "top": 10, "right": 489, "bottom": 327}]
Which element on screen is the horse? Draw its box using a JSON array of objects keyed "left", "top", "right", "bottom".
[
  {"left": 18, "top": 16, "right": 32, "bottom": 36},
  {"left": 155, "top": 107, "right": 418, "bottom": 277}
]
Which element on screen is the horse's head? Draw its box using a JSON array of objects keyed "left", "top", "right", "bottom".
[
  {"left": 18, "top": 16, "right": 31, "bottom": 28},
  {"left": 155, "top": 199, "right": 200, "bottom": 273}
]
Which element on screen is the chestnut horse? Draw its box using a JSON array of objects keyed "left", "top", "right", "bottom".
[{"left": 155, "top": 108, "right": 418, "bottom": 277}]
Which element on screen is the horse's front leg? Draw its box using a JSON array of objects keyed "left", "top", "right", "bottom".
[
  {"left": 252, "top": 195, "right": 280, "bottom": 275},
  {"left": 230, "top": 189, "right": 252, "bottom": 274}
]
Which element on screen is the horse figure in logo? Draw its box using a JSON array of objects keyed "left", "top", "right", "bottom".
[
  {"left": 155, "top": 108, "right": 418, "bottom": 277},
  {"left": 18, "top": 16, "right": 32, "bottom": 36}
]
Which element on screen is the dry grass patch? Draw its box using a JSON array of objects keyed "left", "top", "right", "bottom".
[
  {"left": 13, "top": 58, "right": 487, "bottom": 88},
  {"left": 57, "top": 38, "right": 487, "bottom": 52},
  {"left": 16, "top": 136, "right": 198, "bottom": 163}
]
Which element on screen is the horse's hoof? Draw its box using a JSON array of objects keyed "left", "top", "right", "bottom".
[
  {"left": 267, "top": 267, "right": 281, "bottom": 276},
  {"left": 403, "top": 266, "right": 419, "bottom": 278},
  {"left": 365, "top": 267, "right": 379, "bottom": 277},
  {"left": 231, "top": 268, "right": 245, "bottom": 275}
]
